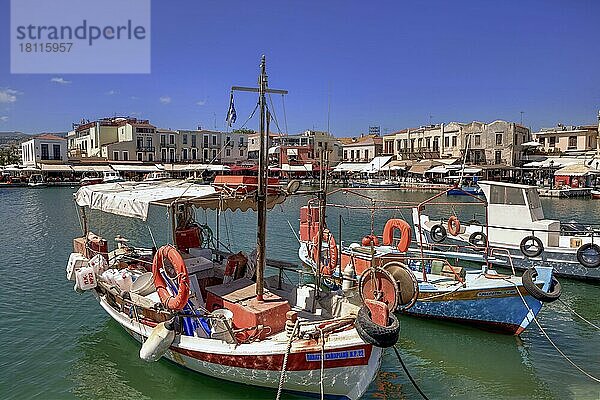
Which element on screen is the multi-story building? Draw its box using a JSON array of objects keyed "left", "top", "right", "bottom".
[
  {"left": 220, "top": 131, "right": 248, "bottom": 164},
  {"left": 21, "top": 134, "right": 67, "bottom": 167},
  {"left": 267, "top": 130, "right": 343, "bottom": 171},
  {"left": 533, "top": 124, "right": 598, "bottom": 155},
  {"left": 99, "top": 118, "right": 158, "bottom": 162},
  {"left": 340, "top": 134, "right": 382, "bottom": 162}
]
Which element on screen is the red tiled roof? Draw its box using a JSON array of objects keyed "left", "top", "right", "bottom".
[{"left": 35, "top": 134, "right": 65, "bottom": 141}]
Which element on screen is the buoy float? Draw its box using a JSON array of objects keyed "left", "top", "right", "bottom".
[
  {"left": 382, "top": 219, "right": 412, "bottom": 252},
  {"left": 447, "top": 216, "right": 461, "bottom": 236},
  {"left": 140, "top": 319, "right": 177, "bottom": 362}
]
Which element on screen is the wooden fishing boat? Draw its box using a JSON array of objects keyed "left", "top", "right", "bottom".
[
  {"left": 298, "top": 187, "right": 562, "bottom": 335},
  {"left": 65, "top": 57, "right": 404, "bottom": 399}
]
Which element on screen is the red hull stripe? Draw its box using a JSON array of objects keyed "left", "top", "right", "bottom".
[{"left": 172, "top": 344, "right": 373, "bottom": 371}]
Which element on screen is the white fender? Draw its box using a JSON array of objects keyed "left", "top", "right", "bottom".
[{"left": 139, "top": 320, "right": 176, "bottom": 362}]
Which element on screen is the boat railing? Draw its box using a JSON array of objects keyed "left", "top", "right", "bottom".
[{"left": 488, "top": 247, "right": 516, "bottom": 275}]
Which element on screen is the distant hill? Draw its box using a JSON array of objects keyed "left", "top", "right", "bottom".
[{"left": 0, "top": 131, "right": 28, "bottom": 148}]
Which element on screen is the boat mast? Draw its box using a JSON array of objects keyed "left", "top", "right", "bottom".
[
  {"left": 231, "top": 56, "right": 288, "bottom": 301},
  {"left": 256, "top": 56, "right": 268, "bottom": 301}
]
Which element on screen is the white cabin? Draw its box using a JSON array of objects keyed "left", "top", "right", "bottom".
[{"left": 478, "top": 181, "right": 560, "bottom": 247}]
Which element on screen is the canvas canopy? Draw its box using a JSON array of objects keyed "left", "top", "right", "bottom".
[
  {"left": 111, "top": 164, "right": 161, "bottom": 172},
  {"left": 40, "top": 164, "right": 74, "bottom": 172},
  {"left": 333, "top": 163, "right": 369, "bottom": 173},
  {"left": 281, "top": 163, "right": 312, "bottom": 172},
  {"left": 361, "top": 156, "right": 392, "bottom": 174},
  {"left": 72, "top": 165, "right": 114, "bottom": 172},
  {"left": 75, "top": 180, "right": 286, "bottom": 221}
]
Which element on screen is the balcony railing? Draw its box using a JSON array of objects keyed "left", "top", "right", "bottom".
[
  {"left": 160, "top": 142, "right": 177, "bottom": 148},
  {"left": 137, "top": 146, "right": 156, "bottom": 152}
]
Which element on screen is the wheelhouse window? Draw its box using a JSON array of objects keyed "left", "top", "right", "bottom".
[{"left": 489, "top": 186, "right": 526, "bottom": 205}]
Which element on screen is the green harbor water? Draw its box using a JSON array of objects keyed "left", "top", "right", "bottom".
[{"left": 0, "top": 186, "right": 599, "bottom": 399}]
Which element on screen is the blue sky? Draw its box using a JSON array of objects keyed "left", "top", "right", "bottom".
[{"left": 0, "top": 0, "right": 599, "bottom": 136}]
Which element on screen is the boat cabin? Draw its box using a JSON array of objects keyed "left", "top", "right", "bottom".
[{"left": 478, "top": 181, "right": 560, "bottom": 247}]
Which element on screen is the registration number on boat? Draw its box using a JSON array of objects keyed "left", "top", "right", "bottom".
[
  {"left": 306, "top": 349, "right": 365, "bottom": 362},
  {"left": 477, "top": 289, "right": 517, "bottom": 298}
]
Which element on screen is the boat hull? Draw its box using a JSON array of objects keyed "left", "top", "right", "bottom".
[
  {"left": 405, "top": 285, "right": 542, "bottom": 335},
  {"left": 97, "top": 294, "right": 381, "bottom": 400}
]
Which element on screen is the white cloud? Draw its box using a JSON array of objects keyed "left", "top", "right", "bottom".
[
  {"left": 0, "top": 89, "right": 19, "bottom": 103},
  {"left": 159, "top": 96, "right": 172, "bottom": 104},
  {"left": 196, "top": 100, "right": 207, "bottom": 106},
  {"left": 50, "top": 77, "right": 71, "bottom": 84},
  {"left": 106, "top": 90, "right": 117, "bottom": 95},
  {"left": 0, "top": 116, "right": 8, "bottom": 122}
]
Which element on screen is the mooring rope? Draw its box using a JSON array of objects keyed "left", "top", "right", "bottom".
[
  {"left": 558, "top": 298, "right": 600, "bottom": 331},
  {"left": 276, "top": 319, "right": 300, "bottom": 400},
  {"left": 319, "top": 328, "right": 325, "bottom": 400},
  {"left": 505, "top": 279, "right": 600, "bottom": 383},
  {"left": 392, "top": 346, "right": 430, "bottom": 400}
]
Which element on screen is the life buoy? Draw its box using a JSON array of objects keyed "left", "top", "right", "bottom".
[
  {"left": 430, "top": 224, "right": 447, "bottom": 243},
  {"left": 520, "top": 236, "right": 544, "bottom": 258},
  {"left": 312, "top": 229, "right": 338, "bottom": 276},
  {"left": 152, "top": 245, "right": 190, "bottom": 311},
  {"left": 361, "top": 235, "right": 380, "bottom": 247},
  {"left": 382, "top": 219, "right": 412, "bottom": 253},
  {"left": 448, "top": 216, "right": 461, "bottom": 236}
]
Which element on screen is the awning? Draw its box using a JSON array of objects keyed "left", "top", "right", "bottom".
[
  {"left": 287, "top": 148, "right": 299, "bottom": 156},
  {"left": 110, "top": 164, "right": 161, "bottom": 172},
  {"left": 333, "top": 163, "right": 369, "bottom": 173},
  {"left": 361, "top": 156, "right": 392, "bottom": 174},
  {"left": 74, "top": 181, "right": 286, "bottom": 221},
  {"left": 425, "top": 165, "right": 449, "bottom": 174},
  {"left": 281, "top": 163, "right": 313, "bottom": 172},
  {"left": 380, "top": 160, "right": 406, "bottom": 172},
  {"left": 40, "top": 164, "right": 74, "bottom": 172},
  {"left": 164, "top": 164, "right": 230, "bottom": 172},
  {"left": 72, "top": 165, "right": 114, "bottom": 172},
  {"left": 268, "top": 146, "right": 280, "bottom": 155},
  {"left": 554, "top": 164, "right": 592, "bottom": 177},
  {"left": 522, "top": 141, "right": 542, "bottom": 147},
  {"left": 522, "top": 157, "right": 580, "bottom": 168}
]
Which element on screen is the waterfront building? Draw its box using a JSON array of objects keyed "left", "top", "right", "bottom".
[
  {"left": 21, "top": 134, "right": 67, "bottom": 167},
  {"left": 67, "top": 118, "right": 120, "bottom": 159},
  {"left": 340, "top": 134, "right": 383, "bottom": 162},
  {"left": 268, "top": 130, "right": 342, "bottom": 174},
  {"left": 533, "top": 124, "right": 598, "bottom": 155}
]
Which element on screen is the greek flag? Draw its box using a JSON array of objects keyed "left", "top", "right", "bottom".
[{"left": 226, "top": 92, "right": 237, "bottom": 126}]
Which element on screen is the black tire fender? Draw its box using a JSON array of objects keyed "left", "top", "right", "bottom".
[
  {"left": 576, "top": 243, "right": 600, "bottom": 268},
  {"left": 354, "top": 306, "right": 400, "bottom": 348},
  {"left": 522, "top": 268, "right": 561, "bottom": 303},
  {"left": 469, "top": 231, "right": 487, "bottom": 247},
  {"left": 430, "top": 224, "right": 447, "bottom": 243},
  {"left": 520, "top": 236, "right": 544, "bottom": 258}
]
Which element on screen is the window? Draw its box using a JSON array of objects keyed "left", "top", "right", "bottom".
[
  {"left": 122, "top": 151, "right": 129, "bottom": 161},
  {"left": 226, "top": 148, "right": 231, "bottom": 157},
  {"left": 568, "top": 136, "right": 577, "bottom": 149},
  {"left": 182, "top": 148, "right": 188, "bottom": 160},
  {"left": 203, "top": 135, "right": 209, "bottom": 147},
  {"left": 425, "top": 138, "right": 431, "bottom": 149},
  {"left": 169, "top": 134, "right": 175, "bottom": 145},
  {"left": 474, "top": 135, "right": 481, "bottom": 146},
  {"left": 53, "top": 144, "right": 61, "bottom": 160},
  {"left": 549, "top": 136, "right": 556, "bottom": 147},
  {"left": 444, "top": 137, "right": 449, "bottom": 147},
  {"left": 161, "top": 148, "right": 167, "bottom": 162},
  {"left": 148, "top": 153, "right": 154, "bottom": 162},
  {"left": 418, "top": 138, "right": 423, "bottom": 149},
  {"left": 169, "top": 149, "right": 175, "bottom": 163},
  {"left": 203, "top": 149, "right": 209, "bottom": 160},
  {"left": 495, "top": 151, "right": 502, "bottom": 165},
  {"left": 137, "top": 137, "right": 144, "bottom": 148},
  {"left": 191, "top": 135, "right": 197, "bottom": 147},
  {"left": 41, "top": 144, "right": 49, "bottom": 160},
  {"left": 146, "top": 137, "right": 152, "bottom": 147},
  {"left": 212, "top": 149, "right": 217, "bottom": 160},
  {"left": 160, "top": 135, "right": 166, "bottom": 145},
  {"left": 433, "top": 137, "right": 439, "bottom": 151},
  {"left": 489, "top": 186, "right": 526, "bottom": 205},
  {"left": 364, "top": 149, "right": 369, "bottom": 160},
  {"left": 350, "top": 150, "right": 355, "bottom": 160},
  {"left": 452, "top": 136, "right": 457, "bottom": 147},
  {"left": 191, "top": 149, "right": 197, "bottom": 160},
  {"left": 344, "top": 150, "right": 348, "bottom": 160},
  {"left": 183, "top": 134, "right": 188, "bottom": 145},
  {"left": 137, "top": 152, "right": 143, "bottom": 161},
  {"left": 239, "top": 137, "right": 244, "bottom": 146},
  {"left": 240, "top": 149, "right": 244, "bottom": 157},
  {"left": 113, "top": 151, "right": 119, "bottom": 161},
  {"left": 539, "top": 137, "right": 545, "bottom": 146},
  {"left": 496, "top": 133, "right": 503, "bottom": 145},
  {"left": 212, "top": 135, "right": 217, "bottom": 146}
]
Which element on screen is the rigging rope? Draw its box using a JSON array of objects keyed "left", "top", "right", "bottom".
[
  {"left": 276, "top": 319, "right": 300, "bottom": 400},
  {"left": 504, "top": 278, "right": 600, "bottom": 383},
  {"left": 558, "top": 298, "right": 600, "bottom": 331},
  {"left": 282, "top": 94, "right": 288, "bottom": 134},
  {"left": 393, "top": 346, "right": 430, "bottom": 400}
]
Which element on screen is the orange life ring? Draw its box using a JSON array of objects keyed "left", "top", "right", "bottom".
[
  {"left": 312, "top": 229, "right": 338, "bottom": 276},
  {"left": 382, "top": 219, "right": 412, "bottom": 253},
  {"left": 448, "top": 216, "right": 460, "bottom": 236},
  {"left": 361, "top": 234, "right": 380, "bottom": 247},
  {"left": 152, "top": 245, "right": 190, "bottom": 311}
]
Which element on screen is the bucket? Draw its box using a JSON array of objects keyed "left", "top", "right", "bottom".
[
  {"left": 209, "top": 309, "right": 235, "bottom": 343},
  {"left": 131, "top": 272, "right": 156, "bottom": 296}
]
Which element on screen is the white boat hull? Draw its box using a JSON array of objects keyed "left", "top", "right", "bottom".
[{"left": 97, "top": 294, "right": 382, "bottom": 400}]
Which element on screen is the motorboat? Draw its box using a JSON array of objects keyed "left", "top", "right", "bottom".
[
  {"left": 102, "top": 170, "right": 125, "bottom": 183},
  {"left": 416, "top": 181, "right": 600, "bottom": 281},
  {"left": 80, "top": 171, "right": 103, "bottom": 186},
  {"left": 28, "top": 174, "right": 46, "bottom": 187},
  {"left": 144, "top": 171, "right": 171, "bottom": 181}
]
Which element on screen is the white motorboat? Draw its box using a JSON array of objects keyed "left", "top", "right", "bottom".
[
  {"left": 144, "top": 171, "right": 171, "bottom": 181},
  {"left": 102, "top": 170, "right": 125, "bottom": 183},
  {"left": 416, "top": 181, "right": 600, "bottom": 281}
]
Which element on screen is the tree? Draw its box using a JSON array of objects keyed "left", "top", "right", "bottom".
[{"left": 0, "top": 145, "right": 21, "bottom": 166}]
